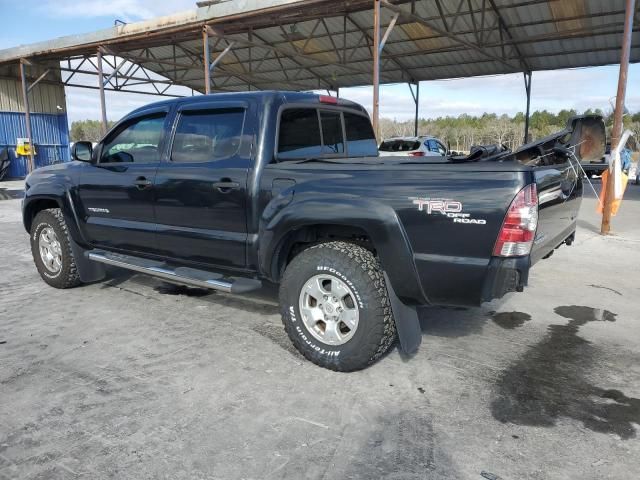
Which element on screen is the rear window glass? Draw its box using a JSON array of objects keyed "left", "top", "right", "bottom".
[
  {"left": 277, "top": 107, "right": 378, "bottom": 160},
  {"left": 277, "top": 109, "right": 323, "bottom": 160},
  {"left": 171, "top": 108, "right": 244, "bottom": 163},
  {"left": 320, "top": 110, "right": 344, "bottom": 155},
  {"left": 379, "top": 139, "right": 421, "bottom": 152},
  {"left": 344, "top": 113, "right": 378, "bottom": 157}
]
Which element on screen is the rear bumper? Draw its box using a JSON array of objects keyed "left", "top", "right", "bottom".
[
  {"left": 411, "top": 253, "right": 530, "bottom": 307},
  {"left": 480, "top": 256, "right": 530, "bottom": 303}
]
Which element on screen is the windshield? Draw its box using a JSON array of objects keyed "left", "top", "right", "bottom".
[{"left": 379, "top": 139, "right": 421, "bottom": 152}]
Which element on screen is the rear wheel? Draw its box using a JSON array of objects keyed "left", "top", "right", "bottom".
[
  {"left": 30, "top": 208, "right": 81, "bottom": 289},
  {"left": 279, "top": 241, "right": 396, "bottom": 371}
]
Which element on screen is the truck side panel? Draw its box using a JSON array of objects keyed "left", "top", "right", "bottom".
[
  {"left": 257, "top": 164, "right": 528, "bottom": 306},
  {"left": 531, "top": 162, "right": 582, "bottom": 264}
]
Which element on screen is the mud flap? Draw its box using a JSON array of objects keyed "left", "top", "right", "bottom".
[
  {"left": 384, "top": 272, "right": 422, "bottom": 355},
  {"left": 69, "top": 236, "right": 106, "bottom": 283}
]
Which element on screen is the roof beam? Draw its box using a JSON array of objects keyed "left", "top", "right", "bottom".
[
  {"left": 158, "top": 19, "right": 637, "bottom": 86},
  {"left": 433, "top": 0, "right": 450, "bottom": 32},
  {"left": 380, "top": 0, "right": 519, "bottom": 70},
  {"left": 26, "top": 68, "right": 51, "bottom": 93},
  {"left": 379, "top": 12, "right": 400, "bottom": 53},
  {"left": 487, "top": 0, "right": 531, "bottom": 72},
  {"left": 206, "top": 25, "right": 364, "bottom": 81},
  {"left": 245, "top": 29, "right": 334, "bottom": 89},
  {"left": 346, "top": 14, "right": 413, "bottom": 82}
]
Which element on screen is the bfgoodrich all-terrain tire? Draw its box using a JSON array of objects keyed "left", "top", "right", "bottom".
[
  {"left": 279, "top": 241, "right": 397, "bottom": 371},
  {"left": 30, "top": 208, "right": 81, "bottom": 289}
]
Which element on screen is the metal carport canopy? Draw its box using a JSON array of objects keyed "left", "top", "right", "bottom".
[
  {"left": 0, "top": 0, "right": 638, "bottom": 135},
  {"left": 1, "top": 0, "right": 639, "bottom": 88}
]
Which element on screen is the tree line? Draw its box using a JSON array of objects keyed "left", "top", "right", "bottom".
[
  {"left": 379, "top": 109, "right": 640, "bottom": 152},
  {"left": 70, "top": 110, "right": 640, "bottom": 152},
  {"left": 69, "top": 120, "right": 115, "bottom": 143}
]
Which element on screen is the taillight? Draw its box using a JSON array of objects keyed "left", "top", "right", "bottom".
[
  {"left": 409, "top": 151, "right": 425, "bottom": 156},
  {"left": 493, "top": 184, "right": 538, "bottom": 257}
]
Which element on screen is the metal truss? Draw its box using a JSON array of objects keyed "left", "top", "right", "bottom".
[{"left": 59, "top": 51, "right": 190, "bottom": 98}]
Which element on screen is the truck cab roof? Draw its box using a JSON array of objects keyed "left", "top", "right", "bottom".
[{"left": 127, "top": 91, "right": 367, "bottom": 118}]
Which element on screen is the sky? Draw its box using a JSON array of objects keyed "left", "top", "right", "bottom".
[{"left": 1, "top": 0, "right": 638, "bottom": 124}]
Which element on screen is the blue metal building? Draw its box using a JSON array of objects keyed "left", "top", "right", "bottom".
[{"left": 0, "top": 65, "right": 70, "bottom": 178}]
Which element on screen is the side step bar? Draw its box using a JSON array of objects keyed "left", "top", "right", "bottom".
[{"left": 87, "top": 250, "right": 262, "bottom": 294}]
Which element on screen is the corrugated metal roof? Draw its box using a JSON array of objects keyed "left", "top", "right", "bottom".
[{"left": 0, "top": 0, "right": 636, "bottom": 94}]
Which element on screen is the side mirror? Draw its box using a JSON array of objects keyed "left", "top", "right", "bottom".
[{"left": 71, "top": 141, "right": 93, "bottom": 162}]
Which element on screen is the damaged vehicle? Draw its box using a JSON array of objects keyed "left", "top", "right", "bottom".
[{"left": 21, "top": 92, "right": 604, "bottom": 371}]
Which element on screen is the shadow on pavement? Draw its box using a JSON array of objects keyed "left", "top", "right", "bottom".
[{"left": 491, "top": 305, "right": 640, "bottom": 439}]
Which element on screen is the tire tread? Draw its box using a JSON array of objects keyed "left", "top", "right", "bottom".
[
  {"left": 31, "top": 208, "right": 81, "bottom": 289},
  {"left": 280, "top": 241, "right": 396, "bottom": 371}
]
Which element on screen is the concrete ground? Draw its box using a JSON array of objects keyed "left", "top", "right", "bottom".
[{"left": 1, "top": 177, "right": 639, "bottom": 480}]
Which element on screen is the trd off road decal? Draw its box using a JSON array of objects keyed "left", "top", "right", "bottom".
[{"left": 410, "top": 197, "right": 487, "bottom": 225}]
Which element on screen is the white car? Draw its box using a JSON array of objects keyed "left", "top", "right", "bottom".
[{"left": 379, "top": 135, "right": 448, "bottom": 157}]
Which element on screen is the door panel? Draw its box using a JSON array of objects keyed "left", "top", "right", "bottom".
[
  {"left": 78, "top": 163, "right": 160, "bottom": 252},
  {"left": 153, "top": 105, "right": 251, "bottom": 269},
  {"left": 76, "top": 112, "right": 168, "bottom": 254}
]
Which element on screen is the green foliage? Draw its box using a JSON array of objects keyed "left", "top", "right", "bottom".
[{"left": 70, "top": 120, "right": 115, "bottom": 142}]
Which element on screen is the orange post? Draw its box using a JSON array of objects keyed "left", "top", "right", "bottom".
[{"left": 601, "top": 0, "right": 636, "bottom": 234}]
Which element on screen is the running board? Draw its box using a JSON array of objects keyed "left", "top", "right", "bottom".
[{"left": 87, "top": 250, "right": 261, "bottom": 294}]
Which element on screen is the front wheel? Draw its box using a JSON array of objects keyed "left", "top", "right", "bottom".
[
  {"left": 279, "top": 241, "right": 396, "bottom": 371},
  {"left": 30, "top": 208, "right": 81, "bottom": 289}
]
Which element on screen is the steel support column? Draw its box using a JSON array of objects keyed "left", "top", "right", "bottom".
[
  {"left": 19, "top": 59, "right": 34, "bottom": 173},
  {"left": 202, "top": 27, "right": 211, "bottom": 95},
  {"left": 96, "top": 49, "right": 108, "bottom": 135},
  {"left": 372, "top": 0, "right": 381, "bottom": 141},
  {"left": 203, "top": 27, "right": 211, "bottom": 94},
  {"left": 601, "top": 0, "right": 636, "bottom": 235},
  {"left": 408, "top": 82, "right": 420, "bottom": 137},
  {"left": 523, "top": 71, "right": 532, "bottom": 144}
]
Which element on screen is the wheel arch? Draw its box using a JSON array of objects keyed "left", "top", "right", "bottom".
[
  {"left": 259, "top": 196, "right": 428, "bottom": 305},
  {"left": 23, "top": 196, "right": 62, "bottom": 232},
  {"left": 269, "top": 223, "right": 373, "bottom": 281}
]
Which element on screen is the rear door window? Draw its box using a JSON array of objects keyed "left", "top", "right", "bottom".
[
  {"left": 277, "top": 108, "right": 323, "bottom": 160},
  {"left": 171, "top": 108, "right": 245, "bottom": 163},
  {"left": 344, "top": 112, "right": 378, "bottom": 156}
]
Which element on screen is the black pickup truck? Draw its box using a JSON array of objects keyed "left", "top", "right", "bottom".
[{"left": 22, "top": 92, "right": 604, "bottom": 371}]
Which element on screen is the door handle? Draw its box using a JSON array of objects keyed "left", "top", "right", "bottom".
[
  {"left": 134, "top": 177, "right": 152, "bottom": 190},
  {"left": 213, "top": 179, "right": 240, "bottom": 193}
]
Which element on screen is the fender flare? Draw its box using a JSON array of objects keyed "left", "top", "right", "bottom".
[
  {"left": 23, "top": 190, "right": 105, "bottom": 283},
  {"left": 258, "top": 193, "right": 428, "bottom": 306}
]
